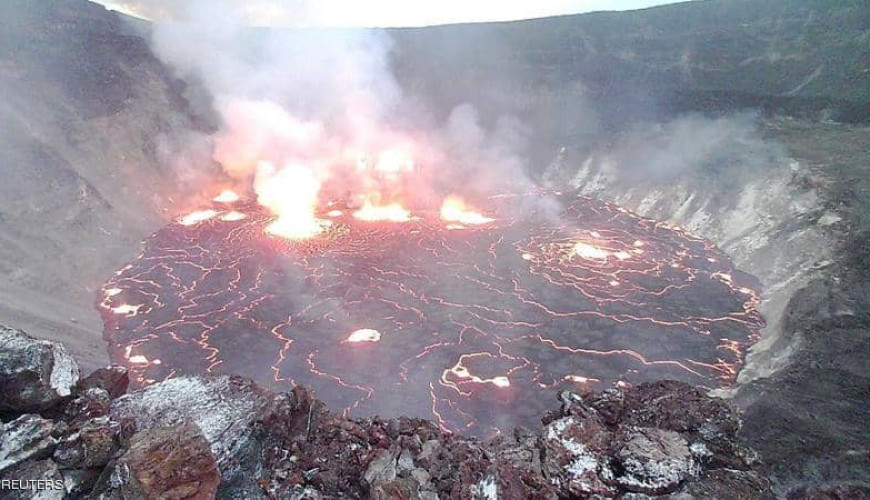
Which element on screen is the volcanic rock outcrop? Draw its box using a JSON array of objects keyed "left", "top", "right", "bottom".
[
  {"left": 0, "top": 325, "right": 80, "bottom": 414},
  {"left": 0, "top": 324, "right": 777, "bottom": 499}
]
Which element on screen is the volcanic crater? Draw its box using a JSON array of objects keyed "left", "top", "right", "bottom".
[{"left": 98, "top": 191, "right": 762, "bottom": 438}]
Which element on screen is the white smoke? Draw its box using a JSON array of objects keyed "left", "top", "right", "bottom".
[
  {"left": 438, "top": 104, "right": 533, "bottom": 197},
  {"left": 599, "top": 112, "right": 787, "bottom": 191},
  {"left": 142, "top": 0, "right": 535, "bottom": 222}
]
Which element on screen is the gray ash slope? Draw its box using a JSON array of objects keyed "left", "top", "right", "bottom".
[
  {"left": 0, "top": 0, "right": 213, "bottom": 372},
  {"left": 0, "top": 0, "right": 868, "bottom": 496}
]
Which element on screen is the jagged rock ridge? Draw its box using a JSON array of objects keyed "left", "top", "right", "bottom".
[{"left": 0, "top": 325, "right": 779, "bottom": 499}]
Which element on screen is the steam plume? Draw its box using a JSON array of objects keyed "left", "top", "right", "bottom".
[{"left": 143, "top": 0, "right": 534, "bottom": 225}]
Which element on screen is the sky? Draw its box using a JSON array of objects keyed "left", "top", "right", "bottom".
[{"left": 91, "top": 0, "right": 692, "bottom": 27}]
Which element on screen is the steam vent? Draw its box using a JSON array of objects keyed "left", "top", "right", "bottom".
[{"left": 1, "top": 0, "right": 869, "bottom": 499}]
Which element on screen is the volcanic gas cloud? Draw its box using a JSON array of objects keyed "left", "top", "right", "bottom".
[{"left": 100, "top": 3, "right": 762, "bottom": 437}]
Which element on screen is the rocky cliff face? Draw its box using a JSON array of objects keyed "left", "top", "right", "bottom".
[
  {"left": 0, "top": 325, "right": 775, "bottom": 499},
  {"left": 541, "top": 115, "right": 870, "bottom": 495}
]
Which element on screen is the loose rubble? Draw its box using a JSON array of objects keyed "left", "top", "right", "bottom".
[{"left": 0, "top": 325, "right": 777, "bottom": 499}]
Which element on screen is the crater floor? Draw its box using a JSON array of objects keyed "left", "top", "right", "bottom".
[{"left": 99, "top": 192, "right": 762, "bottom": 437}]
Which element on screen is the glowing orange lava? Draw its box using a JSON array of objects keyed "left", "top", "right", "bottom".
[
  {"left": 179, "top": 210, "right": 218, "bottom": 226},
  {"left": 99, "top": 192, "right": 763, "bottom": 438},
  {"left": 213, "top": 190, "right": 241, "bottom": 203},
  {"left": 266, "top": 217, "right": 331, "bottom": 239},
  {"left": 445, "top": 360, "right": 512, "bottom": 389},
  {"left": 346, "top": 329, "right": 382, "bottom": 343},
  {"left": 111, "top": 304, "right": 141, "bottom": 316},
  {"left": 220, "top": 211, "right": 247, "bottom": 222},
  {"left": 353, "top": 201, "right": 412, "bottom": 222},
  {"left": 565, "top": 375, "right": 599, "bottom": 384},
  {"left": 572, "top": 241, "right": 611, "bottom": 260},
  {"left": 440, "top": 195, "right": 495, "bottom": 225},
  {"left": 257, "top": 161, "right": 329, "bottom": 239}
]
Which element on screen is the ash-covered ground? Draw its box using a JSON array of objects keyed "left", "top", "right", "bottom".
[{"left": 99, "top": 192, "right": 761, "bottom": 437}]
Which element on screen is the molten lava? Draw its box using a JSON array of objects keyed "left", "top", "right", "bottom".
[
  {"left": 353, "top": 201, "right": 412, "bottom": 222},
  {"left": 98, "top": 192, "right": 762, "bottom": 438},
  {"left": 220, "top": 211, "right": 247, "bottom": 222},
  {"left": 572, "top": 241, "right": 611, "bottom": 261},
  {"left": 178, "top": 210, "right": 218, "bottom": 226},
  {"left": 440, "top": 195, "right": 495, "bottom": 226},
  {"left": 346, "top": 329, "right": 382, "bottom": 343},
  {"left": 213, "top": 189, "right": 241, "bottom": 203},
  {"left": 257, "top": 162, "right": 329, "bottom": 240}
]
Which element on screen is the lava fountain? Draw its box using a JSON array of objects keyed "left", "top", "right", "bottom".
[{"left": 98, "top": 190, "right": 762, "bottom": 438}]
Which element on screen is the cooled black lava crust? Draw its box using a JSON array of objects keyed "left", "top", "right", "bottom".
[{"left": 99, "top": 192, "right": 762, "bottom": 437}]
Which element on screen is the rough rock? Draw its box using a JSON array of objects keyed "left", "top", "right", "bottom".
[
  {"left": 109, "top": 374, "right": 270, "bottom": 485},
  {"left": 542, "top": 415, "right": 615, "bottom": 497},
  {"left": 675, "top": 468, "right": 773, "bottom": 499},
  {"left": 95, "top": 422, "right": 220, "bottom": 500},
  {"left": 53, "top": 416, "right": 119, "bottom": 469},
  {"left": 77, "top": 366, "right": 129, "bottom": 399},
  {"left": 0, "top": 322, "right": 775, "bottom": 500},
  {"left": 0, "top": 459, "right": 65, "bottom": 500},
  {"left": 0, "top": 414, "right": 57, "bottom": 473},
  {"left": 620, "top": 381, "right": 739, "bottom": 436},
  {"left": 785, "top": 483, "right": 870, "bottom": 499},
  {"left": 365, "top": 448, "right": 399, "bottom": 485},
  {"left": 610, "top": 426, "right": 696, "bottom": 494},
  {"left": 61, "top": 467, "right": 103, "bottom": 497},
  {"left": 286, "top": 486, "right": 324, "bottom": 499},
  {"left": 253, "top": 380, "right": 770, "bottom": 499},
  {"left": 52, "top": 387, "right": 111, "bottom": 425},
  {"left": 0, "top": 326, "right": 80, "bottom": 413}
]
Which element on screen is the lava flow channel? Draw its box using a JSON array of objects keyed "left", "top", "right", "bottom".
[{"left": 98, "top": 192, "right": 763, "bottom": 438}]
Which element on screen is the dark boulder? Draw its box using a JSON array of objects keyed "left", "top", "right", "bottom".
[
  {"left": 542, "top": 415, "right": 616, "bottom": 497},
  {"left": 53, "top": 416, "right": 119, "bottom": 469},
  {"left": 94, "top": 421, "right": 220, "bottom": 500},
  {"left": 609, "top": 426, "right": 697, "bottom": 495},
  {"left": 109, "top": 375, "right": 271, "bottom": 496},
  {"left": 60, "top": 467, "right": 103, "bottom": 498},
  {"left": 52, "top": 387, "right": 112, "bottom": 425},
  {"left": 0, "top": 414, "right": 57, "bottom": 474},
  {"left": 619, "top": 380, "right": 740, "bottom": 436},
  {"left": 0, "top": 326, "right": 79, "bottom": 414},
  {"left": 77, "top": 366, "right": 129, "bottom": 400}
]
